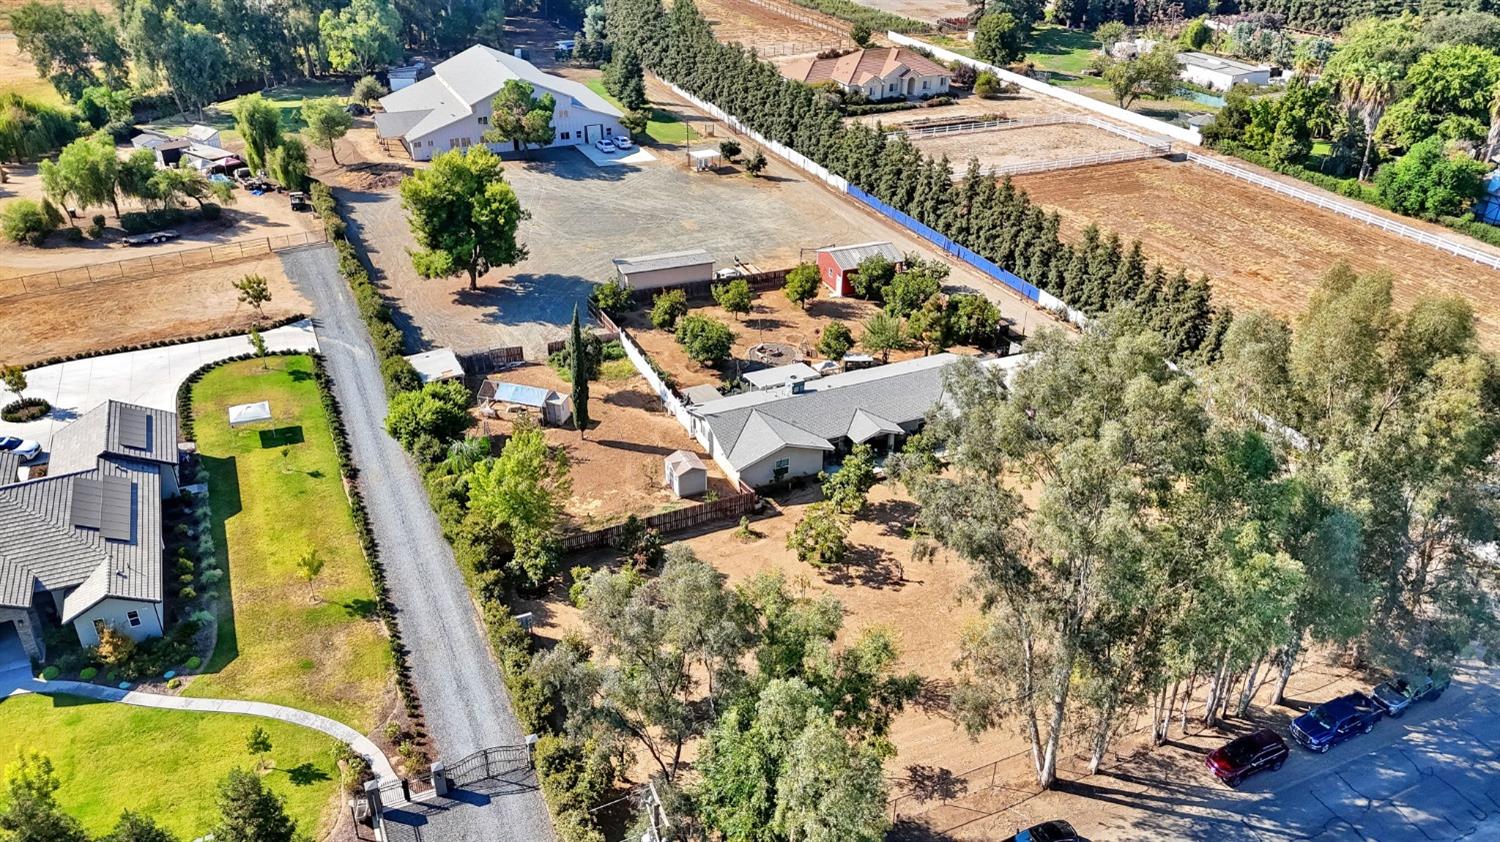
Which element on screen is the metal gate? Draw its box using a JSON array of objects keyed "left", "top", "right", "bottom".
[{"left": 444, "top": 744, "right": 533, "bottom": 789}]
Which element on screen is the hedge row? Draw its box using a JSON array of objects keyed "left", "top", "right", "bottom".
[
  {"left": 174, "top": 351, "right": 427, "bottom": 725},
  {"left": 309, "top": 182, "right": 421, "bottom": 396},
  {"left": 21, "top": 313, "right": 308, "bottom": 372}
]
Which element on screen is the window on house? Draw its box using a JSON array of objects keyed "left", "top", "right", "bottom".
[
  {"left": 775, "top": 458, "right": 790, "bottom": 470},
  {"left": 478, "top": 115, "right": 488, "bottom": 125},
  {"left": 561, "top": 131, "right": 570, "bottom": 140},
  {"left": 126, "top": 610, "right": 142, "bottom": 628},
  {"left": 605, "top": 126, "right": 613, "bottom": 134},
  {"left": 922, "top": 80, "right": 929, "bottom": 90},
  {"left": 93, "top": 619, "right": 106, "bottom": 637}
]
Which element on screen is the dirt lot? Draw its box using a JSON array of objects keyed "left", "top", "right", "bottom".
[
  {"left": 472, "top": 362, "right": 737, "bottom": 529},
  {"left": 0, "top": 162, "right": 321, "bottom": 280},
  {"left": 617, "top": 288, "right": 962, "bottom": 388},
  {"left": 1015, "top": 158, "right": 1500, "bottom": 344},
  {"left": 694, "top": 0, "right": 850, "bottom": 58},
  {"left": 848, "top": 88, "right": 1115, "bottom": 128},
  {"left": 0, "top": 254, "right": 309, "bottom": 365},
  {"left": 909, "top": 122, "right": 1147, "bottom": 176},
  {"left": 846, "top": 0, "right": 969, "bottom": 21}
]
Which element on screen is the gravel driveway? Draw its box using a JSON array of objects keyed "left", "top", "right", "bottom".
[{"left": 281, "top": 244, "right": 554, "bottom": 842}]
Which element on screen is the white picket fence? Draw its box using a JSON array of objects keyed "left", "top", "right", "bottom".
[
  {"left": 1186, "top": 153, "right": 1500, "bottom": 270},
  {"left": 887, "top": 31, "right": 1204, "bottom": 145}
]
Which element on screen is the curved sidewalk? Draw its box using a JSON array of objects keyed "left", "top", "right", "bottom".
[{"left": 6, "top": 675, "right": 396, "bottom": 784}]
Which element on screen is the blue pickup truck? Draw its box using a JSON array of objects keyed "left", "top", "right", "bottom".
[{"left": 1290, "top": 692, "right": 1383, "bottom": 753}]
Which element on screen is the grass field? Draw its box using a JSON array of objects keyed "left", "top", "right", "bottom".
[
  {"left": 585, "top": 79, "right": 698, "bottom": 146},
  {"left": 1025, "top": 24, "right": 1099, "bottom": 74},
  {"left": 0, "top": 693, "right": 341, "bottom": 838},
  {"left": 185, "top": 356, "right": 391, "bottom": 729},
  {"left": 140, "top": 80, "right": 348, "bottom": 148}
]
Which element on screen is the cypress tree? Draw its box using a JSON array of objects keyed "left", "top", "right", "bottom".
[
  {"left": 211, "top": 769, "right": 296, "bottom": 842},
  {"left": 1110, "top": 240, "right": 1146, "bottom": 304},
  {"left": 570, "top": 304, "right": 590, "bottom": 438}
]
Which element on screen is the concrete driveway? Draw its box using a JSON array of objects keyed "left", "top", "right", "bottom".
[{"left": 0, "top": 320, "right": 319, "bottom": 452}]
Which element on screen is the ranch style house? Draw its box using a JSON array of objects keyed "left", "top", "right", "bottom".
[{"left": 0, "top": 400, "right": 178, "bottom": 662}]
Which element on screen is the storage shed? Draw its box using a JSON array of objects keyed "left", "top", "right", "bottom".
[
  {"left": 404, "top": 348, "right": 466, "bottom": 384},
  {"left": 816, "top": 242, "right": 903, "bottom": 298},
  {"left": 478, "top": 380, "right": 571, "bottom": 426},
  {"left": 664, "top": 450, "right": 708, "bottom": 498},
  {"left": 613, "top": 249, "right": 715, "bottom": 290},
  {"left": 1177, "top": 52, "right": 1270, "bottom": 91}
]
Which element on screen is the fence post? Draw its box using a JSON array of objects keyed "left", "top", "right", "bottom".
[{"left": 430, "top": 762, "right": 448, "bottom": 797}]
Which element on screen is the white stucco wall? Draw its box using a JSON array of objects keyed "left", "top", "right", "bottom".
[
  {"left": 407, "top": 95, "right": 625, "bottom": 161},
  {"left": 737, "top": 445, "right": 827, "bottom": 488},
  {"left": 73, "top": 598, "right": 164, "bottom": 647},
  {"left": 1180, "top": 65, "right": 1269, "bottom": 91}
]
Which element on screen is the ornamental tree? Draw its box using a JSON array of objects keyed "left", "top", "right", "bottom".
[{"left": 399, "top": 146, "right": 529, "bottom": 291}]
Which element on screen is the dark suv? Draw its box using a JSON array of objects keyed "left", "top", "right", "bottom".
[
  {"left": 1290, "top": 692, "right": 1382, "bottom": 753},
  {"left": 1206, "top": 728, "right": 1289, "bottom": 787},
  {"left": 1000, "top": 820, "right": 1078, "bottom": 842}
]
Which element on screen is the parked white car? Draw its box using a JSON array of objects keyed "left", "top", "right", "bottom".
[
  {"left": 613, "top": 135, "right": 634, "bottom": 150},
  {"left": 594, "top": 138, "right": 617, "bottom": 153},
  {"left": 0, "top": 436, "right": 41, "bottom": 462}
]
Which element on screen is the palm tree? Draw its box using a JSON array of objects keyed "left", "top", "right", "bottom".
[
  {"left": 1487, "top": 81, "right": 1500, "bottom": 163},
  {"left": 1336, "top": 61, "right": 1400, "bottom": 181}
]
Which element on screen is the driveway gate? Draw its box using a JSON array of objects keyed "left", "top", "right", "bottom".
[{"left": 444, "top": 744, "right": 533, "bottom": 789}]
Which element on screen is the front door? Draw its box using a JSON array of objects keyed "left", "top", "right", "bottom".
[{"left": 585, "top": 124, "right": 601, "bottom": 144}]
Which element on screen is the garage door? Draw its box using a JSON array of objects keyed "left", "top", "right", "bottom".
[{"left": 585, "top": 124, "right": 601, "bottom": 144}]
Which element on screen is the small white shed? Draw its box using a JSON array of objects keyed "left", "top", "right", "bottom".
[
  {"left": 404, "top": 348, "right": 466, "bottom": 384},
  {"left": 478, "top": 380, "right": 572, "bottom": 426},
  {"left": 613, "top": 249, "right": 716, "bottom": 290},
  {"left": 664, "top": 450, "right": 708, "bottom": 498}
]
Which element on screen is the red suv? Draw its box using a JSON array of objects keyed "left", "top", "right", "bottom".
[{"left": 1206, "top": 728, "right": 1290, "bottom": 787}]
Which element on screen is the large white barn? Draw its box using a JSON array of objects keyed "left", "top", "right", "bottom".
[{"left": 375, "top": 45, "right": 625, "bottom": 161}]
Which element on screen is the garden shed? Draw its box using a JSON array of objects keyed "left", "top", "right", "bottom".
[
  {"left": 664, "top": 450, "right": 708, "bottom": 498},
  {"left": 613, "top": 249, "right": 716, "bottom": 290},
  {"left": 478, "top": 380, "right": 571, "bottom": 426}
]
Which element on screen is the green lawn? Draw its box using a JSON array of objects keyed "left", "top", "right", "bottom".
[
  {"left": 140, "top": 79, "right": 348, "bottom": 147},
  {"left": 584, "top": 79, "right": 698, "bottom": 146},
  {"left": 0, "top": 693, "right": 341, "bottom": 839},
  {"left": 186, "top": 356, "right": 391, "bottom": 728},
  {"left": 1024, "top": 24, "right": 1101, "bottom": 75}
]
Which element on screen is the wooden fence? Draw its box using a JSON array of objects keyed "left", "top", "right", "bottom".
[
  {"left": 543, "top": 330, "right": 621, "bottom": 357},
  {"left": 457, "top": 346, "right": 526, "bottom": 373},
  {"left": 560, "top": 484, "right": 758, "bottom": 551},
  {"left": 0, "top": 230, "right": 328, "bottom": 300}
]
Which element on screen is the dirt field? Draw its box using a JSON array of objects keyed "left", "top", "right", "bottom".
[
  {"left": 909, "top": 122, "right": 1147, "bottom": 175},
  {"left": 472, "top": 362, "right": 737, "bottom": 529},
  {"left": 1015, "top": 158, "right": 1500, "bottom": 343},
  {"left": 616, "top": 288, "right": 963, "bottom": 389},
  {"left": 693, "top": 0, "right": 850, "bottom": 59},
  {"left": 0, "top": 255, "right": 309, "bottom": 365},
  {"left": 848, "top": 0, "right": 968, "bottom": 21},
  {"left": 849, "top": 88, "right": 1112, "bottom": 129}
]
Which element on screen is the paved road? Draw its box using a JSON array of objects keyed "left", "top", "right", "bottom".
[
  {"left": 281, "top": 244, "right": 554, "bottom": 842},
  {"left": 1058, "top": 663, "right": 1500, "bottom": 841}
]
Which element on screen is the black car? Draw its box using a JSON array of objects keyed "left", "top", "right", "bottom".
[
  {"left": 1001, "top": 820, "right": 1078, "bottom": 842},
  {"left": 121, "top": 229, "right": 180, "bottom": 246},
  {"left": 1290, "top": 692, "right": 1382, "bottom": 753},
  {"left": 1206, "top": 728, "right": 1289, "bottom": 787},
  {"left": 1371, "top": 671, "right": 1451, "bottom": 717}
]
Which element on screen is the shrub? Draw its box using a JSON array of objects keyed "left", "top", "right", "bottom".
[
  {"left": 185, "top": 656, "right": 202, "bottom": 670},
  {"left": 534, "top": 734, "right": 613, "bottom": 839},
  {"left": 787, "top": 501, "right": 850, "bottom": 567},
  {"left": 58, "top": 225, "right": 82, "bottom": 243},
  {"left": 87, "top": 214, "right": 106, "bottom": 238},
  {"left": 1, "top": 199, "right": 55, "bottom": 245},
  {"left": 674, "top": 314, "right": 735, "bottom": 364},
  {"left": 40, "top": 666, "right": 60, "bottom": 680},
  {"left": 178, "top": 586, "right": 197, "bottom": 600},
  {"left": 974, "top": 70, "right": 1007, "bottom": 98},
  {"left": 783, "top": 262, "right": 820, "bottom": 308},
  {"left": 380, "top": 354, "right": 421, "bottom": 394},
  {"left": 79, "top": 667, "right": 98, "bottom": 680},
  {"left": 650, "top": 288, "right": 688, "bottom": 329},
  {"left": 568, "top": 566, "right": 593, "bottom": 608},
  {"left": 590, "top": 278, "right": 631, "bottom": 314},
  {"left": 817, "top": 322, "right": 854, "bottom": 359},
  {"left": 1, "top": 397, "right": 50, "bottom": 423}
]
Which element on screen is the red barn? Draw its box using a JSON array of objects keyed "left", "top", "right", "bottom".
[{"left": 815, "top": 241, "right": 904, "bottom": 298}]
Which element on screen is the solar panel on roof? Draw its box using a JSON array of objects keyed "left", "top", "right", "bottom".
[
  {"left": 70, "top": 478, "right": 103, "bottom": 529},
  {"left": 118, "top": 406, "right": 149, "bottom": 450},
  {"left": 100, "top": 475, "right": 133, "bottom": 541}
]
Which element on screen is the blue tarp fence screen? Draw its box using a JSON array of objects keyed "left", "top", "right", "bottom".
[{"left": 846, "top": 185, "right": 1042, "bottom": 304}]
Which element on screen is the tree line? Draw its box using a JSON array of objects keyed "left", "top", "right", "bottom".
[
  {"left": 1232, "top": 0, "right": 1500, "bottom": 34},
  {"left": 891, "top": 264, "right": 1500, "bottom": 789},
  {"left": 604, "top": 0, "right": 1229, "bottom": 359}
]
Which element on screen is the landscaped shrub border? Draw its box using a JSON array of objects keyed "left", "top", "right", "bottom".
[
  {"left": 308, "top": 181, "right": 421, "bottom": 397},
  {"left": 174, "top": 351, "right": 428, "bottom": 729},
  {"left": 1, "top": 397, "right": 51, "bottom": 422},
  {"left": 20, "top": 313, "right": 308, "bottom": 372}
]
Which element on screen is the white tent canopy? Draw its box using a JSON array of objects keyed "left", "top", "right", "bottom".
[{"left": 228, "top": 401, "right": 271, "bottom": 427}]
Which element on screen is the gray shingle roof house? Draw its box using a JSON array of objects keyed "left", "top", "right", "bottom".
[
  {"left": 0, "top": 400, "right": 178, "bottom": 663},
  {"left": 687, "top": 353, "right": 1016, "bottom": 487}
]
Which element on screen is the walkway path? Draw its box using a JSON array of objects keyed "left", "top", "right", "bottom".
[
  {"left": 282, "top": 243, "right": 554, "bottom": 840},
  {"left": 2, "top": 675, "right": 397, "bottom": 783},
  {"left": 0, "top": 319, "right": 320, "bottom": 449}
]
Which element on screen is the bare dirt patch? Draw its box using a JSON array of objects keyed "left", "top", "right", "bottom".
[
  {"left": 615, "top": 287, "right": 951, "bottom": 389},
  {"left": 910, "top": 122, "right": 1145, "bottom": 175},
  {"left": 0, "top": 255, "right": 309, "bottom": 365},
  {"left": 693, "top": 0, "right": 849, "bottom": 59},
  {"left": 472, "top": 362, "right": 736, "bottom": 529},
  {"left": 1015, "top": 158, "right": 1500, "bottom": 345}
]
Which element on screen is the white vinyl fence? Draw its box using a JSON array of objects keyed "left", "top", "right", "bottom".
[{"left": 888, "top": 31, "right": 1203, "bottom": 145}]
